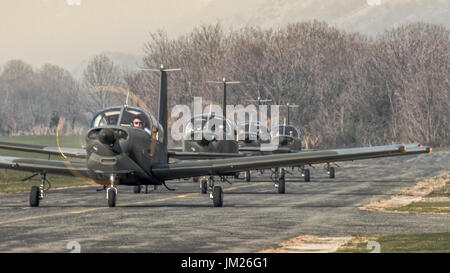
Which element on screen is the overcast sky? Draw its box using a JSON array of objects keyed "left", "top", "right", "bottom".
[{"left": 0, "top": 0, "right": 448, "bottom": 72}]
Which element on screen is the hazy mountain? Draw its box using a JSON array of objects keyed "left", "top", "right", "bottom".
[
  {"left": 193, "top": 0, "right": 449, "bottom": 35},
  {"left": 0, "top": 0, "right": 448, "bottom": 71}
]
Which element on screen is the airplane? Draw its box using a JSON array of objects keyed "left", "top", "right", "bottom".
[
  {"left": 173, "top": 78, "right": 244, "bottom": 193},
  {"left": 236, "top": 102, "right": 306, "bottom": 183},
  {"left": 0, "top": 65, "right": 432, "bottom": 208}
]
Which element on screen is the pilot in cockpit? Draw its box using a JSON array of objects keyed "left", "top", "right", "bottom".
[
  {"left": 132, "top": 115, "right": 152, "bottom": 135},
  {"left": 132, "top": 117, "right": 144, "bottom": 129}
]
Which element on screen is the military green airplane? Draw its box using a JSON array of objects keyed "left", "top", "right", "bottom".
[{"left": 0, "top": 66, "right": 432, "bottom": 208}]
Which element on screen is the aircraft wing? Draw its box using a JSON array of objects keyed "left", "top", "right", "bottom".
[
  {"left": 152, "top": 144, "right": 431, "bottom": 180},
  {"left": 0, "top": 141, "right": 86, "bottom": 159},
  {"left": 168, "top": 151, "right": 245, "bottom": 160},
  {"left": 0, "top": 156, "right": 88, "bottom": 176}
]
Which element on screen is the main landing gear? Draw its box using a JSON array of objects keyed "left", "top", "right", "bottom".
[
  {"left": 272, "top": 168, "right": 286, "bottom": 194},
  {"left": 29, "top": 172, "right": 50, "bottom": 207},
  {"left": 244, "top": 170, "right": 251, "bottom": 182},
  {"left": 325, "top": 163, "right": 335, "bottom": 179},
  {"left": 299, "top": 166, "right": 310, "bottom": 182},
  {"left": 199, "top": 176, "right": 223, "bottom": 207}
]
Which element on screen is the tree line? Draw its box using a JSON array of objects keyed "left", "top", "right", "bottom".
[{"left": 0, "top": 21, "right": 448, "bottom": 148}]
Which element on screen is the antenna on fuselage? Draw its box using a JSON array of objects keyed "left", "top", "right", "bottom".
[
  {"left": 125, "top": 91, "right": 130, "bottom": 107},
  {"left": 140, "top": 65, "right": 181, "bottom": 163}
]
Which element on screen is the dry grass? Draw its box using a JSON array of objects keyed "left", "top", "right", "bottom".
[{"left": 360, "top": 173, "right": 450, "bottom": 214}]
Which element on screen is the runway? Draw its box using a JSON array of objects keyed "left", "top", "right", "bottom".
[{"left": 0, "top": 153, "right": 449, "bottom": 252}]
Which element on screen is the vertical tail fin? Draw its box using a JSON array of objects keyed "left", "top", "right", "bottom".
[
  {"left": 158, "top": 68, "right": 168, "bottom": 162},
  {"left": 157, "top": 65, "right": 181, "bottom": 163},
  {"left": 140, "top": 65, "right": 180, "bottom": 163}
]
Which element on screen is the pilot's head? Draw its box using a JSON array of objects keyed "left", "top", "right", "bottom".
[{"left": 132, "top": 117, "right": 144, "bottom": 129}]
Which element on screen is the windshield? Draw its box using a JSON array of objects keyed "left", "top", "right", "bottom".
[
  {"left": 91, "top": 108, "right": 121, "bottom": 128},
  {"left": 184, "top": 114, "right": 236, "bottom": 139},
  {"left": 90, "top": 107, "right": 152, "bottom": 130}
]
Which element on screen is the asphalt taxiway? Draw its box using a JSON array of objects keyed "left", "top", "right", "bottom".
[{"left": 0, "top": 153, "right": 449, "bottom": 252}]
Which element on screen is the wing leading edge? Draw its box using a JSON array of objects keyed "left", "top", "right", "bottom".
[
  {"left": 0, "top": 142, "right": 87, "bottom": 159},
  {"left": 152, "top": 144, "right": 431, "bottom": 180},
  {"left": 0, "top": 156, "right": 88, "bottom": 176}
]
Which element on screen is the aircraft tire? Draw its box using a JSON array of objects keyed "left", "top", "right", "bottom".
[
  {"left": 304, "top": 169, "right": 310, "bottom": 182},
  {"left": 108, "top": 190, "right": 116, "bottom": 207},
  {"left": 133, "top": 185, "right": 141, "bottom": 194},
  {"left": 212, "top": 186, "right": 223, "bottom": 207},
  {"left": 329, "top": 167, "right": 335, "bottom": 179},
  {"left": 278, "top": 177, "right": 285, "bottom": 194},
  {"left": 193, "top": 177, "right": 199, "bottom": 183},
  {"left": 245, "top": 171, "right": 251, "bottom": 182},
  {"left": 200, "top": 179, "right": 208, "bottom": 194},
  {"left": 29, "top": 186, "right": 40, "bottom": 207}
]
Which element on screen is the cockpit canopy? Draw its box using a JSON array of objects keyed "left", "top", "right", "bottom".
[
  {"left": 184, "top": 114, "right": 237, "bottom": 141},
  {"left": 237, "top": 121, "right": 271, "bottom": 142},
  {"left": 90, "top": 106, "right": 162, "bottom": 134},
  {"left": 271, "top": 125, "right": 303, "bottom": 139}
]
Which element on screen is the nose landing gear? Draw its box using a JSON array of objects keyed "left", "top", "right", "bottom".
[
  {"left": 106, "top": 174, "right": 118, "bottom": 207},
  {"left": 29, "top": 172, "right": 50, "bottom": 207}
]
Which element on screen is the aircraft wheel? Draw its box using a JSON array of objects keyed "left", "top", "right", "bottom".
[
  {"left": 304, "top": 169, "right": 310, "bottom": 182},
  {"left": 29, "top": 186, "right": 40, "bottom": 207},
  {"left": 278, "top": 177, "right": 285, "bottom": 194},
  {"left": 245, "top": 171, "right": 251, "bottom": 182},
  {"left": 200, "top": 179, "right": 208, "bottom": 194},
  {"left": 107, "top": 189, "right": 116, "bottom": 207},
  {"left": 329, "top": 167, "right": 335, "bottom": 179},
  {"left": 133, "top": 185, "right": 141, "bottom": 194},
  {"left": 212, "top": 186, "right": 223, "bottom": 207},
  {"left": 193, "top": 177, "right": 199, "bottom": 183}
]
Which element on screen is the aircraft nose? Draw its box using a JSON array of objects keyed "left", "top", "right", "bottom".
[{"left": 98, "top": 128, "right": 115, "bottom": 145}]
